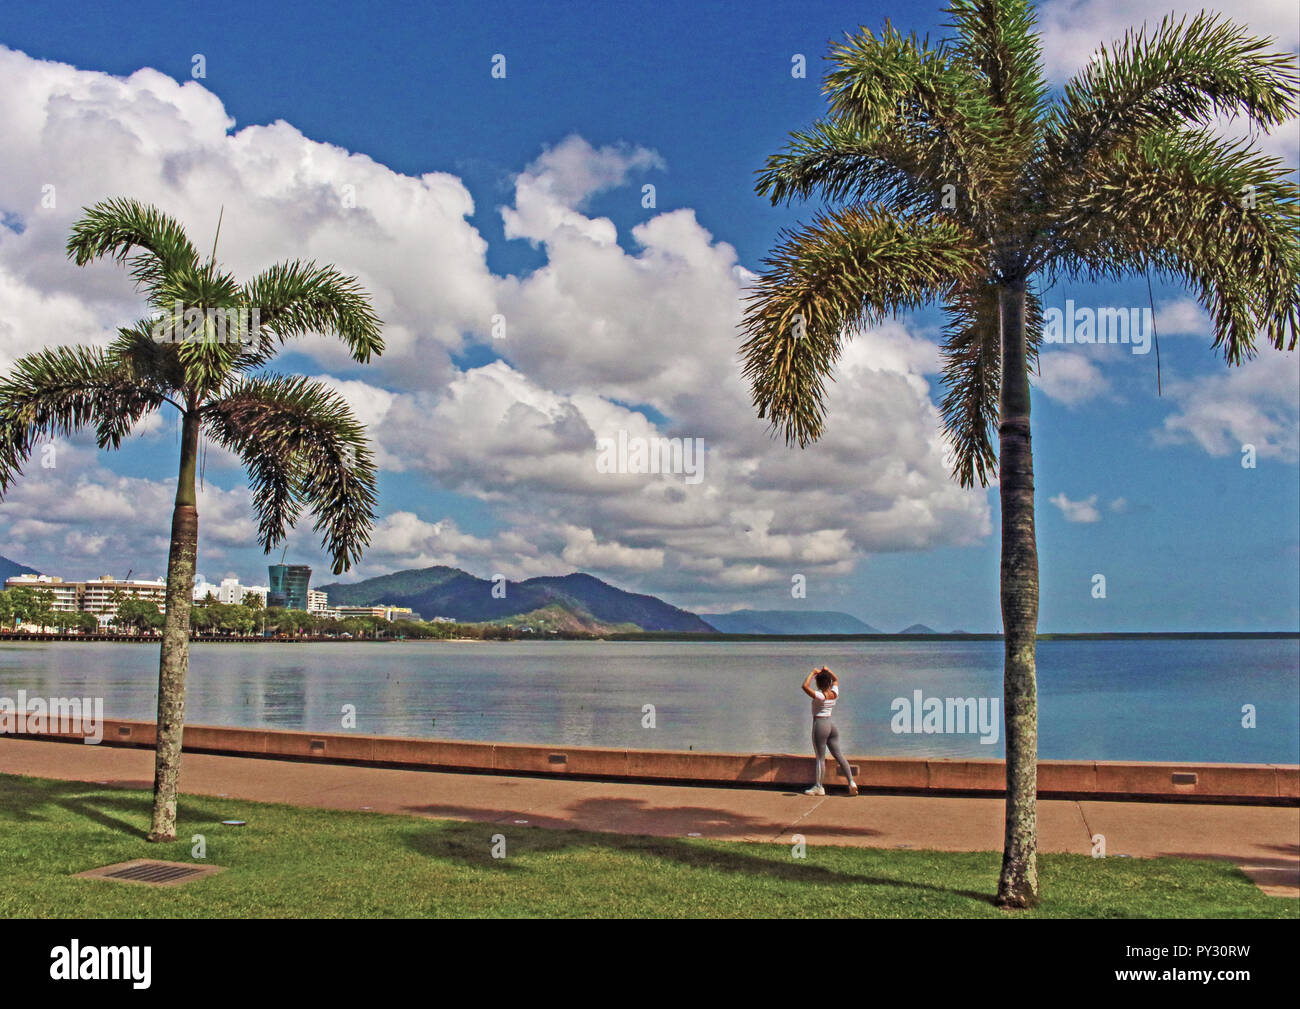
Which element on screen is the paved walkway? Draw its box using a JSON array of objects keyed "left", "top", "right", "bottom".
[{"left": 2, "top": 737, "right": 1297, "bottom": 895}]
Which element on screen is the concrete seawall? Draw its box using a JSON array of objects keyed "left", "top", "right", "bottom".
[{"left": 6, "top": 718, "right": 1297, "bottom": 805}]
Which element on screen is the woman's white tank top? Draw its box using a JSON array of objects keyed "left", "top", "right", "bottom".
[{"left": 811, "top": 688, "right": 837, "bottom": 718}]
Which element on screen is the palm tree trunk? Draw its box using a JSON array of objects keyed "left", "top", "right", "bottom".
[
  {"left": 996, "top": 277, "right": 1040, "bottom": 908},
  {"left": 146, "top": 405, "right": 200, "bottom": 843}
]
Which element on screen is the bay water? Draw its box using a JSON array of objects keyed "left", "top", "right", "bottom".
[{"left": 1, "top": 638, "right": 1296, "bottom": 762}]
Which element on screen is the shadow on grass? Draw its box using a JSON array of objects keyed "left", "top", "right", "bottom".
[
  {"left": 400, "top": 794, "right": 884, "bottom": 840},
  {"left": 399, "top": 814, "right": 997, "bottom": 908},
  {"left": 0, "top": 773, "right": 229, "bottom": 840}
]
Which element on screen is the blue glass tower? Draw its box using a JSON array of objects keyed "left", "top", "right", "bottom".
[{"left": 267, "top": 564, "right": 312, "bottom": 610}]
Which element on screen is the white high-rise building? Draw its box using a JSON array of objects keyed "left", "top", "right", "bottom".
[{"left": 193, "top": 578, "right": 269, "bottom": 607}]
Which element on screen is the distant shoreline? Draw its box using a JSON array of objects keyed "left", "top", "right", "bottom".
[
  {"left": 0, "top": 630, "right": 1296, "bottom": 644},
  {"left": 611, "top": 631, "right": 1300, "bottom": 642}
]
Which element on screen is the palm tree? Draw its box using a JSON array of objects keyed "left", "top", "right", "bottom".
[
  {"left": 0, "top": 198, "right": 383, "bottom": 842},
  {"left": 741, "top": 2, "right": 1297, "bottom": 906}
]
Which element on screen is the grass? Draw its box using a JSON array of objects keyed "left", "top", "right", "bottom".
[{"left": 0, "top": 772, "right": 1293, "bottom": 918}]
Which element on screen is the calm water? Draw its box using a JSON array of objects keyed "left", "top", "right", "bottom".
[{"left": 1, "top": 639, "right": 1296, "bottom": 762}]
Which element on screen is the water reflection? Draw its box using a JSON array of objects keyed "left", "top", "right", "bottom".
[{"left": 0, "top": 638, "right": 1295, "bottom": 762}]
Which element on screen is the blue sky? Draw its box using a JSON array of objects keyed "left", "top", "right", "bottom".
[{"left": 0, "top": 0, "right": 1296, "bottom": 631}]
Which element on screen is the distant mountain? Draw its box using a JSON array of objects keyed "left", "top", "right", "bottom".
[
  {"left": 0, "top": 554, "right": 39, "bottom": 582},
  {"left": 900, "top": 623, "right": 938, "bottom": 634},
  {"left": 319, "top": 566, "right": 714, "bottom": 632},
  {"left": 699, "top": 609, "right": 881, "bottom": 634}
]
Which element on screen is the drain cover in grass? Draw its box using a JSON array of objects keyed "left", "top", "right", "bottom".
[{"left": 75, "top": 860, "right": 224, "bottom": 887}]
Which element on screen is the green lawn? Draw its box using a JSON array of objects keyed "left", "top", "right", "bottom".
[{"left": 0, "top": 773, "right": 1292, "bottom": 918}]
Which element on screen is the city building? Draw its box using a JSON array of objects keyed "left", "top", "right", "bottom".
[
  {"left": 193, "top": 578, "right": 269, "bottom": 607},
  {"left": 6, "top": 574, "right": 167, "bottom": 623},
  {"left": 216, "top": 578, "right": 268, "bottom": 606},
  {"left": 3, "top": 574, "right": 78, "bottom": 612},
  {"left": 267, "top": 564, "right": 312, "bottom": 610},
  {"left": 334, "top": 605, "right": 415, "bottom": 622},
  {"left": 78, "top": 575, "right": 167, "bottom": 619},
  {"left": 307, "top": 589, "right": 330, "bottom": 614}
]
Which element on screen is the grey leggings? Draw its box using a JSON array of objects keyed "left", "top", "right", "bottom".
[{"left": 813, "top": 718, "right": 853, "bottom": 785}]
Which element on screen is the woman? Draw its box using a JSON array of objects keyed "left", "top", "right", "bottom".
[{"left": 801, "top": 666, "right": 858, "bottom": 796}]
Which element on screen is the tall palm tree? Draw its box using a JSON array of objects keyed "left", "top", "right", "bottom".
[
  {"left": 741, "top": 1, "right": 1298, "bottom": 906},
  {"left": 0, "top": 198, "right": 383, "bottom": 842}
]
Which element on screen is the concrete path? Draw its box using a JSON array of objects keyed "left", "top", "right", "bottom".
[{"left": 2, "top": 737, "right": 1296, "bottom": 896}]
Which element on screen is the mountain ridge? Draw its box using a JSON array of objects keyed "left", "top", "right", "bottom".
[
  {"left": 698, "top": 609, "right": 881, "bottom": 634},
  {"left": 319, "top": 566, "right": 714, "bottom": 632},
  {"left": 0, "top": 554, "right": 40, "bottom": 582}
]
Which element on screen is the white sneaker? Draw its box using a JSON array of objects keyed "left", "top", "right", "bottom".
[{"left": 803, "top": 785, "right": 825, "bottom": 796}]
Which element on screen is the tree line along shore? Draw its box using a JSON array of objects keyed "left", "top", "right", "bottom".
[{"left": 0, "top": 586, "right": 544, "bottom": 640}]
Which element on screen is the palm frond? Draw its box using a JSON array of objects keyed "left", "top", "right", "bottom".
[
  {"left": 939, "top": 281, "right": 1043, "bottom": 487},
  {"left": 201, "top": 375, "right": 378, "bottom": 573},
  {"left": 947, "top": 0, "right": 1050, "bottom": 146},
  {"left": 1041, "top": 11, "right": 1298, "bottom": 186},
  {"left": 755, "top": 115, "right": 945, "bottom": 218},
  {"left": 239, "top": 260, "right": 384, "bottom": 367},
  {"left": 108, "top": 320, "right": 186, "bottom": 393},
  {"left": 0, "top": 344, "right": 166, "bottom": 493},
  {"left": 814, "top": 23, "right": 1004, "bottom": 223},
  {"left": 740, "top": 206, "right": 983, "bottom": 446},
  {"left": 66, "top": 197, "right": 203, "bottom": 302},
  {"left": 1047, "top": 128, "right": 1300, "bottom": 362}
]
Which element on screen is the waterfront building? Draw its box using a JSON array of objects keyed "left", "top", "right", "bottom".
[
  {"left": 268, "top": 564, "right": 312, "bottom": 610},
  {"left": 216, "top": 578, "right": 269, "bottom": 606},
  {"left": 193, "top": 578, "right": 269, "bottom": 606},
  {"left": 3, "top": 574, "right": 79, "bottom": 612},
  {"left": 334, "top": 604, "right": 415, "bottom": 622},
  {"left": 78, "top": 575, "right": 167, "bottom": 617},
  {"left": 6, "top": 574, "right": 167, "bottom": 619}
]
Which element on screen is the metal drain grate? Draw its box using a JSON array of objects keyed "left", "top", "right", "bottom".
[
  {"left": 107, "top": 862, "right": 202, "bottom": 883},
  {"left": 75, "top": 859, "right": 225, "bottom": 887}
]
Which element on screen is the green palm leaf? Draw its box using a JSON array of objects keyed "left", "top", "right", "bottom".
[
  {"left": 202, "top": 375, "right": 378, "bottom": 574},
  {"left": 0, "top": 344, "right": 169, "bottom": 492},
  {"left": 741, "top": 205, "right": 983, "bottom": 446}
]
